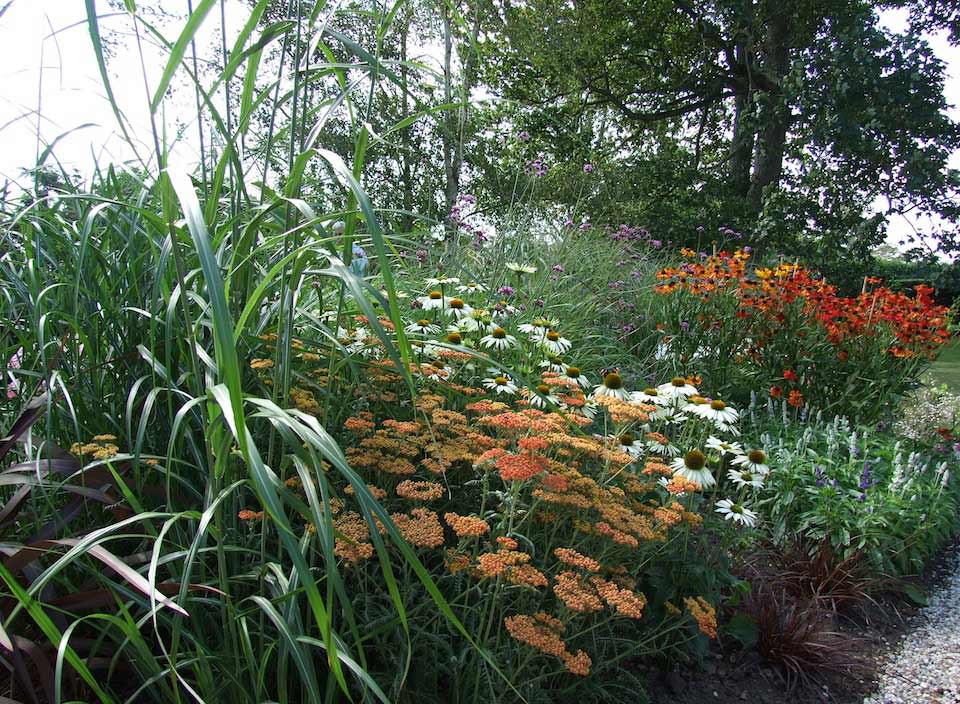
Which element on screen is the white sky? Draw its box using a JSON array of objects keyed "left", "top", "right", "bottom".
[{"left": 0, "top": 1, "right": 956, "bottom": 252}]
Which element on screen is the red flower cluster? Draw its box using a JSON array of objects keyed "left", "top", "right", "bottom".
[{"left": 657, "top": 251, "right": 951, "bottom": 359}]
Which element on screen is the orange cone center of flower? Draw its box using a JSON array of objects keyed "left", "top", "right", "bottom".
[
  {"left": 493, "top": 327, "right": 506, "bottom": 339},
  {"left": 447, "top": 333, "right": 462, "bottom": 344},
  {"left": 494, "top": 376, "right": 508, "bottom": 386},
  {"left": 604, "top": 372, "right": 623, "bottom": 389},
  {"left": 671, "top": 377, "right": 686, "bottom": 387},
  {"left": 747, "top": 450, "right": 766, "bottom": 464},
  {"left": 710, "top": 400, "right": 726, "bottom": 410},
  {"left": 429, "top": 290, "right": 442, "bottom": 300},
  {"left": 450, "top": 298, "right": 464, "bottom": 309},
  {"left": 684, "top": 450, "right": 706, "bottom": 470},
  {"left": 566, "top": 367, "right": 580, "bottom": 378},
  {"left": 546, "top": 331, "right": 560, "bottom": 341},
  {"left": 417, "top": 319, "right": 431, "bottom": 327}
]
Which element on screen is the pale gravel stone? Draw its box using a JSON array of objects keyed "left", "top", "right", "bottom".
[{"left": 863, "top": 547, "right": 960, "bottom": 704}]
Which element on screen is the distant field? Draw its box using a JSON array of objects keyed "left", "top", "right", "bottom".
[{"left": 926, "top": 338, "right": 960, "bottom": 391}]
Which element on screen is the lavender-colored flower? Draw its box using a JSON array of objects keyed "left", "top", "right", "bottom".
[
  {"left": 497, "top": 285, "right": 515, "bottom": 297},
  {"left": 416, "top": 249, "right": 428, "bottom": 264},
  {"left": 679, "top": 320, "right": 690, "bottom": 332},
  {"left": 518, "top": 130, "right": 530, "bottom": 141},
  {"left": 650, "top": 239, "right": 662, "bottom": 248},
  {"left": 858, "top": 492, "right": 867, "bottom": 503},
  {"left": 743, "top": 246, "right": 752, "bottom": 254},
  {"left": 814, "top": 465, "right": 826, "bottom": 487},
  {"left": 583, "top": 163, "right": 594, "bottom": 173},
  {"left": 859, "top": 461, "right": 873, "bottom": 490},
  {"left": 579, "top": 222, "right": 591, "bottom": 231},
  {"left": 564, "top": 218, "right": 575, "bottom": 227},
  {"left": 534, "top": 298, "right": 545, "bottom": 308},
  {"left": 552, "top": 264, "right": 565, "bottom": 273},
  {"left": 622, "top": 322, "right": 637, "bottom": 334}
]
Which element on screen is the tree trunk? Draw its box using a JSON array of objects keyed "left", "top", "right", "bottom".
[
  {"left": 400, "top": 9, "right": 413, "bottom": 233},
  {"left": 748, "top": 6, "right": 791, "bottom": 210},
  {"left": 442, "top": 7, "right": 458, "bottom": 214}
]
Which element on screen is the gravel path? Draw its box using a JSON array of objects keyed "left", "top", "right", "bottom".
[{"left": 864, "top": 547, "right": 960, "bottom": 704}]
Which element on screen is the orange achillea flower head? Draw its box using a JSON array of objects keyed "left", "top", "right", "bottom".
[
  {"left": 474, "top": 447, "right": 510, "bottom": 469},
  {"left": 505, "top": 564, "right": 549, "bottom": 588},
  {"left": 541, "top": 473, "right": 570, "bottom": 492},
  {"left": 333, "top": 512, "right": 375, "bottom": 564},
  {"left": 641, "top": 458, "right": 674, "bottom": 477},
  {"left": 390, "top": 508, "right": 445, "bottom": 548},
  {"left": 343, "top": 483, "right": 386, "bottom": 500},
  {"left": 496, "top": 536, "right": 519, "bottom": 550},
  {"left": 238, "top": 509, "right": 264, "bottom": 521},
  {"left": 395, "top": 480, "right": 445, "bottom": 501},
  {"left": 553, "top": 570, "right": 604, "bottom": 613},
  {"left": 787, "top": 389, "right": 804, "bottom": 408},
  {"left": 344, "top": 417, "right": 376, "bottom": 434},
  {"left": 290, "top": 387, "right": 321, "bottom": 415},
  {"left": 250, "top": 358, "right": 274, "bottom": 370},
  {"left": 665, "top": 477, "right": 701, "bottom": 494},
  {"left": 590, "top": 576, "right": 647, "bottom": 618},
  {"left": 554, "top": 547, "right": 601, "bottom": 572},
  {"left": 444, "top": 550, "right": 472, "bottom": 574},
  {"left": 504, "top": 614, "right": 592, "bottom": 676},
  {"left": 476, "top": 549, "right": 530, "bottom": 578},
  {"left": 495, "top": 452, "right": 547, "bottom": 481},
  {"left": 443, "top": 512, "right": 490, "bottom": 538},
  {"left": 518, "top": 436, "right": 550, "bottom": 453},
  {"left": 684, "top": 596, "right": 718, "bottom": 638}
]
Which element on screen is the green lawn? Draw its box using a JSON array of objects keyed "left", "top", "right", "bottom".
[{"left": 926, "top": 339, "right": 960, "bottom": 391}]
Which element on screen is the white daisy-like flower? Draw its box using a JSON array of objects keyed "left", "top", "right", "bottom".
[
  {"left": 518, "top": 317, "right": 559, "bottom": 335},
  {"left": 651, "top": 404, "right": 687, "bottom": 424},
  {"left": 715, "top": 498, "right": 758, "bottom": 527},
  {"left": 418, "top": 290, "right": 448, "bottom": 310},
  {"left": 482, "top": 374, "right": 517, "bottom": 395},
  {"left": 689, "top": 399, "right": 740, "bottom": 425},
  {"left": 447, "top": 319, "right": 479, "bottom": 334},
  {"left": 671, "top": 450, "right": 715, "bottom": 487},
  {"left": 526, "top": 383, "right": 560, "bottom": 408},
  {"left": 480, "top": 327, "right": 517, "bottom": 351},
  {"left": 631, "top": 387, "right": 667, "bottom": 406},
  {"left": 614, "top": 432, "right": 644, "bottom": 458},
  {"left": 506, "top": 262, "right": 537, "bottom": 274},
  {"left": 732, "top": 449, "right": 770, "bottom": 475},
  {"left": 657, "top": 376, "right": 699, "bottom": 398},
  {"left": 561, "top": 365, "right": 590, "bottom": 388},
  {"left": 726, "top": 467, "right": 765, "bottom": 489},
  {"left": 456, "top": 282, "right": 486, "bottom": 294},
  {"left": 593, "top": 371, "right": 632, "bottom": 401},
  {"left": 714, "top": 420, "right": 742, "bottom": 437},
  {"left": 539, "top": 357, "right": 567, "bottom": 373},
  {"left": 705, "top": 436, "right": 745, "bottom": 456},
  {"left": 644, "top": 432, "right": 680, "bottom": 457},
  {"left": 539, "top": 330, "right": 572, "bottom": 355},
  {"left": 406, "top": 319, "right": 440, "bottom": 336},
  {"left": 441, "top": 297, "right": 474, "bottom": 318},
  {"left": 425, "top": 275, "right": 460, "bottom": 287}
]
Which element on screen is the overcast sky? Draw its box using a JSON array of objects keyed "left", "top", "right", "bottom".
[{"left": 0, "top": 1, "right": 956, "bottom": 251}]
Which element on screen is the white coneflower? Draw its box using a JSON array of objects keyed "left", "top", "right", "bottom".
[
  {"left": 657, "top": 376, "right": 698, "bottom": 398},
  {"left": 425, "top": 275, "right": 460, "bottom": 287},
  {"left": 561, "top": 365, "right": 590, "bottom": 388},
  {"left": 705, "top": 436, "right": 744, "bottom": 457},
  {"left": 456, "top": 282, "right": 486, "bottom": 294},
  {"left": 518, "top": 317, "right": 558, "bottom": 335},
  {"left": 442, "top": 297, "right": 473, "bottom": 318},
  {"left": 418, "top": 290, "right": 447, "bottom": 310},
  {"left": 651, "top": 404, "right": 687, "bottom": 424},
  {"left": 726, "top": 467, "right": 765, "bottom": 488},
  {"left": 692, "top": 399, "right": 740, "bottom": 425},
  {"left": 615, "top": 432, "right": 644, "bottom": 458},
  {"left": 731, "top": 449, "right": 770, "bottom": 475},
  {"left": 405, "top": 319, "right": 440, "bottom": 336},
  {"left": 539, "top": 356, "right": 567, "bottom": 373},
  {"left": 593, "top": 371, "right": 632, "bottom": 401},
  {"left": 447, "top": 319, "right": 478, "bottom": 335},
  {"left": 671, "top": 449, "right": 715, "bottom": 487},
  {"left": 644, "top": 431, "right": 680, "bottom": 457},
  {"left": 480, "top": 327, "right": 517, "bottom": 351},
  {"left": 526, "top": 383, "right": 560, "bottom": 408},
  {"left": 539, "top": 330, "right": 572, "bottom": 355},
  {"left": 422, "top": 361, "right": 450, "bottom": 382},
  {"left": 482, "top": 374, "right": 518, "bottom": 395},
  {"left": 715, "top": 499, "right": 758, "bottom": 527},
  {"left": 632, "top": 387, "right": 667, "bottom": 406},
  {"left": 506, "top": 262, "right": 537, "bottom": 274}
]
